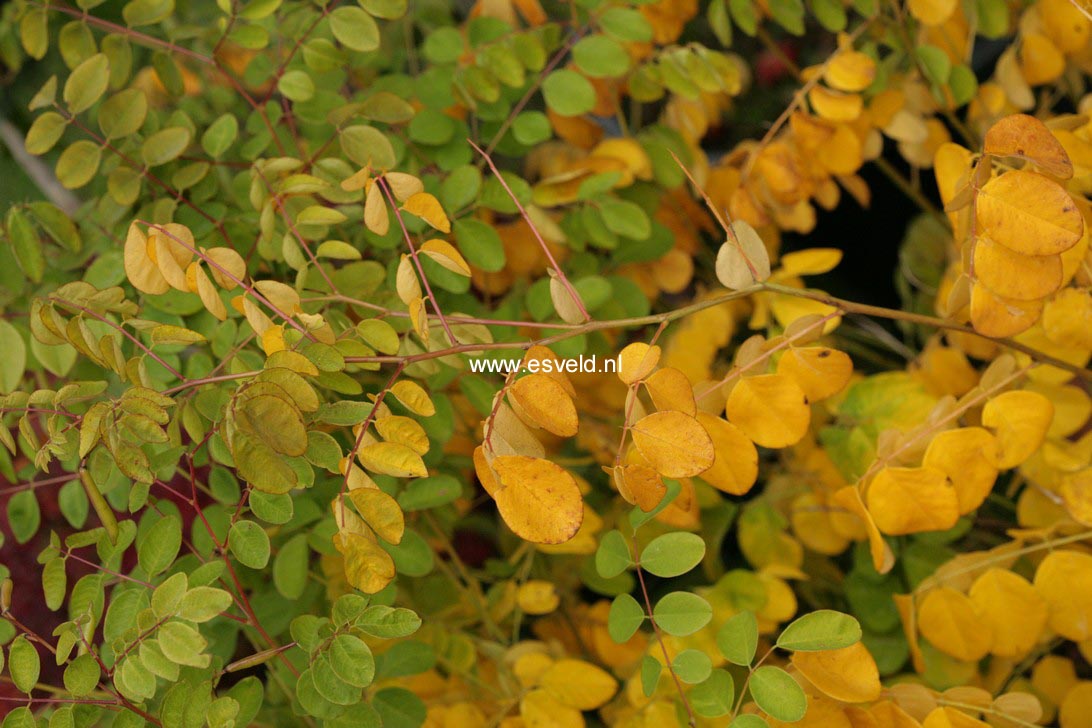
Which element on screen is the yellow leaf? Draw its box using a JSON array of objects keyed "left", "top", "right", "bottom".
[
  {"left": 192, "top": 263, "right": 227, "bottom": 321},
  {"left": 613, "top": 464, "right": 666, "bottom": 512},
  {"left": 396, "top": 255, "right": 421, "bottom": 306},
  {"left": 402, "top": 192, "right": 451, "bottom": 233},
  {"left": 390, "top": 380, "right": 436, "bottom": 416},
  {"left": 630, "top": 410, "right": 715, "bottom": 478},
  {"left": 517, "top": 580, "right": 560, "bottom": 615},
  {"left": 908, "top": 0, "right": 956, "bottom": 25},
  {"left": 340, "top": 167, "right": 370, "bottom": 192},
  {"left": 968, "top": 568, "right": 1047, "bottom": 657},
  {"left": 644, "top": 367, "right": 696, "bottom": 415},
  {"left": 695, "top": 412, "right": 758, "bottom": 495},
  {"left": 1021, "top": 33, "right": 1065, "bottom": 85},
  {"left": 983, "top": 114, "right": 1073, "bottom": 179},
  {"left": 348, "top": 487, "right": 404, "bottom": 544},
  {"left": 972, "top": 237, "right": 1063, "bottom": 302},
  {"left": 261, "top": 325, "right": 286, "bottom": 355},
  {"left": 384, "top": 171, "right": 424, "bottom": 201},
  {"left": 408, "top": 297, "right": 428, "bottom": 344},
  {"left": 975, "top": 170, "right": 1083, "bottom": 256},
  {"left": 124, "top": 222, "right": 169, "bottom": 294},
  {"left": 540, "top": 659, "right": 617, "bottom": 710},
  {"left": 716, "top": 220, "right": 771, "bottom": 290},
  {"left": 1042, "top": 288, "right": 1092, "bottom": 351},
  {"left": 520, "top": 689, "right": 582, "bottom": 728},
  {"left": 1041, "top": 0, "right": 1092, "bottom": 52},
  {"left": 205, "top": 247, "right": 246, "bottom": 290},
  {"left": 151, "top": 226, "right": 194, "bottom": 291},
  {"left": 549, "top": 275, "right": 586, "bottom": 325},
  {"left": 981, "top": 390, "right": 1054, "bottom": 468},
  {"left": 357, "top": 441, "right": 427, "bottom": 478},
  {"left": 334, "top": 531, "right": 396, "bottom": 594},
  {"left": 776, "top": 346, "right": 853, "bottom": 401},
  {"left": 917, "top": 586, "right": 993, "bottom": 661},
  {"left": 420, "top": 239, "right": 471, "bottom": 277},
  {"left": 824, "top": 48, "right": 877, "bottom": 92},
  {"left": 253, "top": 279, "right": 302, "bottom": 315},
  {"left": 618, "top": 342, "right": 661, "bottom": 385},
  {"left": 364, "top": 182, "right": 389, "bottom": 236},
  {"left": 509, "top": 373, "right": 578, "bottom": 437},
  {"left": 725, "top": 373, "right": 810, "bottom": 449},
  {"left": 485, "top": 403, "right": 546, "bottom": 458},
  {"left": 969, "top": 283, "right": 1042, "bottom": 338},
  {"left": 1034, "top": 549, "right": 1092, "bottom": 641},
  {"left": 922, "top": 427, "right": 1000, "bottom": 514},
  {"left": 866, "top": 466, "right": 959, "bottom": 535},
  {"left": 791, "top": 642, "right": 882, "bottom": 703},
  {"left": 491, "top": 456, "right": 583, "bottom": 544},
  {"left": 922, "top": 707, "right": 990, "bottom": 728},
  {"left": 808, "top": 86, "right": 863, "bottom": 122},
  {"left": 1060, "top": 681, "right": 1092, "bottom": 728}
]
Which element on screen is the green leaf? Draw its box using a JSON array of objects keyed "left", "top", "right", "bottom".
[
  {"left": 709, "top": 0, "right": 733, "bottom": 45},
  {"left": 630, "top": 478, "right": 680, "bottom": 529},
  {"left": 372, "top": 687, "right": 426, "bottom": 728},
  {"left": 278, "top": 70, "right": 315, "bottom": 102},
  {"left": 599, "top": 199, "right": 651, "bottom": 239},
  {"left": 151, "top": 572, "right": 188, "bottom": 617},
  {"left": 691, "top": 669, "right": 735, "bottom": 718},
  {"left": 542, "top": 70, "right": 596, "bottom": 116},
  {"left": 24, "top": 112, "right": 68, "bottom": 155},
  {"left": 202, "top": 114, "right": 238, "bottom": 158},
  {"left": 640, "top": 654, "right": 661, "bottom": 697},
  {"left": 138, "top": 514, "right": 181, "bottom": 576},
  {"left": 123, "top": 0, "right": 175, "bottom": 26},
  {"left": 360, "top": 0, "right": 407, "bottom": 20},
  {"left": 640, "top": 532, "right": 704, "bottom": 578},
  {"left": 178, "top": 586, "right": 233, "bottom": 622},
  {"left": 599, "top": 8, "right": 653, "bottom": 42},
  {"left": 572, "top": 35, "right": 630, "bottom": 78},
  {"left": 157, "top": 620, "right": 209, "bottom": 667},
  {"left": 512, "top": 111, "right": 552, "bottom": 146},
  {"left": 453, "top": 219, "right": 505, "bottom": 272},
  {"left": 142, "top": 127, "right": 191, "bottom": 167},
  {"left": 768, "top": 0, "right": 805, "bottom": 34},
  {"left": 608, "top": 593, "right": 645, "bottom": 642},
  {"left": 398, "top": 474, "right": 460, "bottom": 511},
  {"left": 229, "top": 520, "right": 271, "bottom": 569},
  {"left": 330, "top": 7, "right": 380, "bottom": 52},
  {"left": 20, "top": 8, "right": 48, "bottom": 60},
  {"left": 653, "top": 591, "right": 712, "bottom": 636},
  {"left": 731, "top": 716, "right": 769, "bottom": 728},
  {"left": 55, "top": 140, "right": 102, "bottom": 189},
  {"left": 777, "top": 610, "right": 862, "bottom": 651},
  {"left": 28, "top": 202, "right": 81, "bottom": 252},
  {"left": 748, "top": 666, "right": 806, "bottom": 722},
  {"left": 63, "top": 653, "right": 101, "bottom": 696},
  {"left": 42, "top": 557, "right": 67, "bottom": 611},
  {"left": 357, "top": 605, "right": 422, "bottom": 638},
  {"left": 7, "top": 490, "right": 40, "bottom": 545},
  {"left": 717, "top": 611, "right": 758, "bottom": 665},
  {"left": 341, "top": 125, "right": 397, "bottom": 170},
  {"left": 595, "top": 529, "right": 632, "bottom": 578},
  {"left": 64, "top": 53, "right": 110, "bottom": 114},
  {"left": 729, "top": 0, "right": 759, "bottom": 35},
  {"left": 329, "top": 634, "right": 375, "bottom": 688},
  {"left": 810, "top": 0, "right": 847, "bottom": 30},
  {"left": 273, "top": 533, "right": 309, "bottom": 599},
  {"left": 948, "top": 64, "right": 978, "bottom": 107},
  {"left": 672, "top": 648, "right": 712, "bottom": 684},
  {"left": 408, "top": 108, "right": 455, "bottom": 145},
  {"left": 918, "top": 45, "right": 951, "bottom": 86},
  {"left": 0, "top": 321, "right": 27, "bottom": 392},
  {"left": 8, "top": 636, "right": 39, "bottom": 694}
]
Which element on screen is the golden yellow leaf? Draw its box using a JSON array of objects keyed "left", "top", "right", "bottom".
[
  {"left": 614, "top": 464, "right": 666, "bottom": 512},
  {"left": 364, "top": 182, "right": 389, "bottom": 236},
  {"left": 517, "top": 580, "right": 560, "bottom": 615},
  {"left": 124, "top": 223, "right": 169, "bottom": 294},
  {"left": 725, "top": 373, "right": 810, "bottom": 449},
  {"left": 644, "top": 367, "right": 696, "bottom": 415},
  {"left": 357, "top": 441, "right": 428, "bottom": 478},
  {"left": 420, "top": 239, "right": 471, "bottom": 277},
  {"left": 348, "top": 487, "right": 405, "bottom": 544},
  {"left": 151, "top": 226, "right": 194, "bottom": 291},
  {"left": 824, "top": 48, "right": 876, "bottom": 92},
  {"left": 973, "top": 237, "right": 1063, "bottom": 302},
  {"left": 866, "top": 466, "right": 959, "bottom": 535},
  {"left": 630, "top": 410, "right": 715, "bottom": 478},
  {"left": 384, "top": 171, "right": 424, "bottom": 201},
  {"left": 922, "top": 427, "right": 1000, "bottom": 514},
  {"left": 408, "top": 297, "right": 428, "bottom": 344},
  {"left": 1060, "top": 681, "right": 1092, "bottom": 728},
  {"left": 260, "top": 325, "right": 286, "bottom": 355},
  {"left": 908, "top": 0, "right": 956, "bottom": 25},
  {"left": 922, "top": 707, "right": 990, "bottom": 728},
  {"left": 976, "top": 170, "right": 1083, "bottom": 256},
  {"left": 402, "top": 192, "right": 451, "bottom": 233},
  {"left": 1034, "top": 549, "right": 1092, "bottom": 641},
  {"left": 809, "top": 86, "right": 863, "bottom": 122},
  {"left": 192, "top": 263, "right": 227, "bottom": 321},
  {"left": 334, "top": 531, "right": 396, "bottom": 594},
  {"left": 253, "top": 279, "right": 302, "bottom": 315},
  {"left": 205, "top": 247, "right": 246, "bottom": 290},
  {"left": 983, "top": 114, "right": 1073, "bottom": 179},
  {"left": 509, "top": 373, "right": 579, "bottom": 437},
  {"left": 396, "top": 255, "right": 421, "bottom": 306},
  {"left": 520, "top": 689, "right": 582, "bottom": 728},
  {"left": 375, "top": 415, "right": 429, "bottom": 455},
  {"left": 1041, "top": 0, "right": 1091, "bottom": 52},
  {"left": 618, "top": 342, "right": 661, "bottom": 385},
  {"left": 792, "top": 642, "right": 882, "bottom": 703},
  {"left": 776, "top": 346, "right": 853, "bottom": 401},
  {"left": 1021, "top": 33, "right": 1065, "bottom": 85},
  {"left": 695, "top": 412, "right": 758, "bottom": 495},
  {"left": 522, "top": 345, "right": 576, "bottom": 396},
  {"left": 540, "top": 659, "right": 617, "bottom": 710},
  {"left": 340, "top": 167, "right": 370, "bottom": 192},
  {"left": 981, "top": 390, "right": 1054, "bottom": 468},
  {"left": 968, "top": 568, "right": 1047, "bottom": 657},
  {"left": 969, "top": 283, "right": 1043, "bottom": 338},
  {"left": 492, "top": 456, "right": 583, "bottom": 544},
  {"left": 390, "top": 380, "right": 436, "bottom": 416},
  {"left": 917, "top": 586, "right": 994, "bottom": 661},
  {"left": 1042, "top": 287, "right": 1092, "bottom": 351}
]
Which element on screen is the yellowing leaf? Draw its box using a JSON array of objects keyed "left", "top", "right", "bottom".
[
  {"left": 716, "top": 220, "right": 771, "bottom": 290},
  {"left": 334, "top": 530, "right": 396, "bottom": 593},
  {"left": 1034, "top": 549, "right": 1092, "bottom": 641},
  {"left": 866, "top": 466, "right": 959, "bottom": 535},
  {"left": 613, "top": 464, "right": 666, "bottom": 511},
  {"left": 695, "top": 412, "right": 758, "bottom": 496},
  {"left": 922, "top": 427, "right": 1000, "bottom": 514},
  {"left": 970, "top": 283, "right": 1043, "bottom": 338},
  {"left": 420, "top": 239, "right": 471, "bottom": 276},
  {"left": 509, "top": 373, "right": 578, "bottom": 437},
  {"left": 390, "top": 380, "right": 436, "bottom": 416},
  {"left": 618, "top": 342, "right": 661, "bottom": 385},
  {"left": 520, "top": 689, "right": 582, "bottom": 728},
  {"left": 357, "top": 441, "right": 427, "bottom": 478},
  {"left": 791, "top": 642, "right": 882, "bottom": 703},
  {"left": 779, "top": 248, "right": 843, "bottom": 276},
  {"left": 491, "top": 456, "right": 583, "bottom": 544},
  {"left": 922, "top": 707, "right": 990, "bottom": 728},
  {"left": 549, "top": 275, "right": 586, "bottom": 325},
  {"left": 540, "top": 659, "right": 617, "bottom": 710},
  {"left": 384, "top": 171, "right": 424, "bottom": 201},
  {"left": 725, "top": 374, "right": 811, "bottom": 449},
  {"left": 776, "top": 346, "right": 853, "bottom": 401},
  {"left": 348, "top": 487, "right": 405, "bottom": 544},
  {"left": 824, "top": 49, "right": 877, "bottom": 92},
  {"left": 375, "top": 415, "right": 429, "bottom": 455},
  {"left": 125, "top": 223, "right": 169, "bottom": 295},
  {"left": 364, "top": 182, "right": 389, "bottom": 236},
  {"left": 630, "top": 410, "right": 714, "bottom": 478},
  {"left": 983, "top": 114, "right": 1073, "bottom": 179},
  {"left": 917, "top": 586, "right": 993, "bottom": 661},
  {"left": 908, "top": 0, "right": 956, "bottom": 25},
  {"left": 517, "top": 580, "right": 560, "bottom": 615},
  {"left": 968, "top": 568, "right": 1047, "bottom": 657},
  {"left": 976, "top": 171, "right": 1083, "bottom": 256},
  {"left": 973, "top": 237, "right": 1063, "bottom": 302},
  {"left": 402, "top": 192, "right": 451, "bottom": 233},
  {"left": 205, "top": 247, "right": 246, "bottom": 290},
  {"left": 981, "top": 390, "right": 1054, "bottom": 468}
]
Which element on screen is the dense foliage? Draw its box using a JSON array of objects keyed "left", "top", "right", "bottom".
[{"left": 0, "top": 0, "right": 1091, "bottom": 725}]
